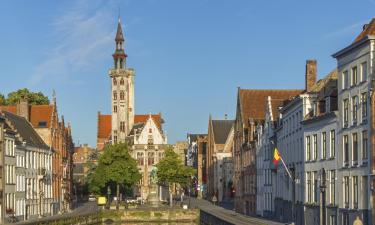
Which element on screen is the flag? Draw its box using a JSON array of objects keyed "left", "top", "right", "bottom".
[{"left": 273, "top": 148, "right": 281, "bottom": 165}]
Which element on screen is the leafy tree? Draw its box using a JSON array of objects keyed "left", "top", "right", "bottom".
[
  {"left": 5, "top": 88, "right": 49, "bottom": 105},
  {"left": 156, "top": 147, "right": 196, "bottom": 207},
  {"left": 89, "top": 143, "right": 141, "bottom": 210},
  {"left": 0, "top": 94, "right": 5, "bottom": 105}
]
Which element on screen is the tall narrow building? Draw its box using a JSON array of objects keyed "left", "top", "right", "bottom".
[{"left": 109, "top": 18, "right": 135, "bottom": 143}]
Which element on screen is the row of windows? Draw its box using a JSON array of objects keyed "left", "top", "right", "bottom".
[
  {"left": 342, "top": 92, "right": 367, "bottom": 127},
  {"left": 343, "top": 131, "right": 368, "bottom": 166},
  {"left": 306, "top": 130, "right": 335, "bottom": 161},
  {"left": 136, "top": 152, "right": 164, "bottom": 166},
  {"left": 113, "top": 77, "right": 126, "bottom": 85},
  {"left": 341, "top": 62, "right": 367, "bottom": 90},
  {"left": 5, "top": 193, "right": 15, "bottom": 211},
  {"left": 306, "top": 170, "right": 335, "bottom": 205},
  {"left": 15, "top": 199, "right": 25, "bottom": 216},
  {"left": 113, "top": 91, "right": 126, "bottom": 100},
  {"left": 16, "top": 155, "right": 25, "bottom": 167},
  {"left": 25, "top": 151, "right": 52, "bottom": 170},
  {"left": 5, "top": 138, "right": 15, "bottom": 156},
  {"left": 343, "top": 176, "right": 365, "bottom": 209}
]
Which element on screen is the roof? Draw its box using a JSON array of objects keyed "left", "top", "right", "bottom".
[
  {"left": 238, "top": 89, "right": 302, "bottom": 124},
  {"left": 353, "top": 18, "right": 375, "bottom": 44},
  {"left": 129, "top": 123, "right": 145, "bottom": 135},
  {"left": 308, "top": 70, "right": 337, "bottom": 93},
  {"left": 211, "top": 120, "right": 234, "bottom": 144},
  {"left": 97, "top": 114, "right": 163, "bottom": 139},
  {"left": 0, "top": 110, "right": 49, "bottom": 149},
  {"left": 0, "top": 105, "right": 54, "bottom": 128},
  {"left": 97, "top": 114, "right": 111, "bottom": 139},
  {"left": 115, "top": 19, "right": 124, "bottom": 42}
]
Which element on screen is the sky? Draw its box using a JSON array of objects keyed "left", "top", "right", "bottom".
[{"left": 0, "top": 0, "right": 374, "bottom": 147}]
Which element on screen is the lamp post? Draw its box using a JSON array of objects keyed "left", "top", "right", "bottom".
[{"left": 319, "top": 168, "right": 326, "bottom": 225}]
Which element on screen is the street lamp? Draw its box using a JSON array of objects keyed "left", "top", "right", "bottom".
[{"left": 319, "top": 168, "right": 326, "bottom": 225}]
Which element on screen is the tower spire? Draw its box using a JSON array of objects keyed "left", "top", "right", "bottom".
[{"left": 113, "top": 18, "right": 126, "bottom": 69}]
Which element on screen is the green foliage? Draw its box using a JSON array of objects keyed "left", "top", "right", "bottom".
[
  {"left": 156, "top": 147, "right": 196, "bottom": 187},
  {"left": 0, "top": 88, "right": 50, "bottom": 105},
  {"left": 88, "top": 143, "right": 141, "bottom": 195}
]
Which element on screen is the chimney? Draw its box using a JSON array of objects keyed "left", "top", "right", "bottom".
[
  {"left": 305, "top": 60, "right": 317, "bottom": 92},
  {"left": 16, "top": 96, "right": 29, "bottom": 121}
]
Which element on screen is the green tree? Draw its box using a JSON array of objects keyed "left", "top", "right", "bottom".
[
  {"left": 89, "top": 143, "right": 141, "bottom": 210},
  {"left": 156, "top": 147, "right": 195, "bottom": 207},
  {"left": 5, "top": 88, "right": 49, "bottom": 105},
  {"left": 0, "top": 94, "right": 6, "bottom": 105}
]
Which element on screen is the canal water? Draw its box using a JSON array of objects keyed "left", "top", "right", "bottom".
[{"left": 114, "top": 223, "right": 197, "bottom": 225}]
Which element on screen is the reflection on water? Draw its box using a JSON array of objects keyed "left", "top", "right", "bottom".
[{"left": 117, "top": 223, "right": 197, "bottom": 225}]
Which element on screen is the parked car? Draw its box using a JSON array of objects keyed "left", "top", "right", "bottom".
[{"left": 88, "top": 195, "right": 96, "bottom": 202}]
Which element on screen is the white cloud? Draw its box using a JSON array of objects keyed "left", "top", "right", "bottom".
[
  {"left": 323, "top": 19, "right": 369, "bottom": 39},
  {"left": 29, "top": 0, "right": 118, "bottom": 86}
]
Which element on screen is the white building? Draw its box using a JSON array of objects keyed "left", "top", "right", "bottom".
[{"left": 332, "top": 18, "right": 375, "bottom": 225}]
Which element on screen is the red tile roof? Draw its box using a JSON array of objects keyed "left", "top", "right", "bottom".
[
  {"left": 97, "top": 114, "right": 111, "bottom": 139},
  {"left": 0, "top": 105, "right": 54, "bottom": 128},
  {"left": 353, "top": 18, "right": 375, "bottom": 44},
  {"left": 97, "top": 114, "right": 163, "bottom": 139},
  {"left": 30, "top": 105, "right": 53, "bottom": 128},
  {"left": 238, "top": 89, "right": 302, "bottom": 124}
]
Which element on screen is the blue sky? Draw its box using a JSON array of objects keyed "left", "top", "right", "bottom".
[{"left": 0, "top": 0, "right": 374, "bottom": 147}]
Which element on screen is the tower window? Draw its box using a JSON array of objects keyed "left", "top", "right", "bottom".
[
  {"left": 120, "top": 122, "right": 125, "bottom": 132},
  {"left": 120, "top": 91, "right": 125, "bottom": 100},
  {"left": 113, "top": 105, "right": 117, "bottom": 113},
  {"left": 113, "top": 91, "right": 117, "bottom": 100},
  {"left": 120, "top": 78, "right": 124, "bottom": 85},
  {"left": 113, "top": 78, "right": 117, "bottom": 85}
]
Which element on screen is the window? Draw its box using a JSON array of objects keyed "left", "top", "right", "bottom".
[
  {"left": 148, "top": 152, "right": 155, "bottom": 165},
  {"left": 330, "top": 130, "right": 335, "bottom": 158},
  {"left": 113, "top": 105, "right": 117, "bottom": 113},
  {"left": 137, "top": 152, "right": 144, "bottom": 166},
  {"left": 120, "top": 91, "right": 124, "bottom": 100},
  {"left": 353, "top": 176, "right": 358, "bottom": 209},
  {"left": 306, "top": 136, "right": 311, "bottom": 161},
  {"left": 113, "top": 78, "right": 117, "bottom": 85},
  {"left": 362, "top": 130, "right": 368, "bottom": 160},
  {"left": 343, "top": 135, "right": 349, "bottom": 165},
  {"left": 361, "top": 92, "right": 367, "bottom": 122},
  {"left": 313, "top": 171, "right": 318, "bottom": 203},
  {"left": 306, "top": 172, "right": 312, "bottom": 203},
  {"left": 344, "top": 176, "right": 349, "bottom": 208},
  {"left": 120, "top": 122, "right": 125, "bottom": 132},
  {"left": 330, "top": 170, "right": 335, "bottom": 205},
  {"left": 343, "top": 213, "right": 349, "bottom": 225},
  {"left": 120, "top": 78, "right": 124, "bottom": 85},
  {"left": 343, "top": 99, "right": 349, "bottom": 127},
  {"left": 322, "top": 132, "right": 327, "bottom": 159},
  {"left": 342, "top": 71, "right": 348, "bottom": 89},
  {"left": 352, "top": 96, "right": 358, "bottom": 125},
  {"left": 330, "top": 215, "right": 336, "bottom": 225},
  {"left": 113, "top": 135, "right": 117, "bottom": 144},
  {"left": 351, "top": 66, "right": 358, "bottom": 86},
  {"left": 113, "top": 91, "right": 117, "bottom": 100},
  {"left": 361, "top": 62, "right": 367, "bottom": 82},
  {"left": 352, "top": 133, "right": 358, "bottom": 164},
  {"left": 38, "top": 121, "right": 47, "bottom": 127},
  {"left": 313, "top": 134, "right": 317, "bottom": 160}
]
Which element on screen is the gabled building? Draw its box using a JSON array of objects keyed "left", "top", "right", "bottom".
[
  {"left": 0, "top": 110, "right": 53, "bottom": 221},
  {"left": 0, "top": 96, "right": 74, "bottom": 214},
  {"left": 234, "top": 88, "right": 302, "bottom": 216},
  {"left": 206, "top": 116, "right": 234, "bottom": 203}
]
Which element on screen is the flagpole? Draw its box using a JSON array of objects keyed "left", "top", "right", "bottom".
[{"left": 280, "top": 156, "right": 293, "bottom": 181}]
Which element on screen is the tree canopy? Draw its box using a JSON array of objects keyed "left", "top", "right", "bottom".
[
  {"left": 0, "top": 88, "right": 50, "bottom": 105},
  {"left": 156, "top": 147, "right": 195, "bottom": 187},
  {"left": 89, "top": 143, "right": 141, "bottom": 195}
]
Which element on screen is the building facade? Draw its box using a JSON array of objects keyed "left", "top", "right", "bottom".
[{"left": 332, "top": 18, "right": 375, "bottom": 225}]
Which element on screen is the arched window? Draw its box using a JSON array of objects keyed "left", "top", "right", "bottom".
[
  {"left": 113, "top": 78, "right": 117, "bottom": 85},
  {"left": 120, "top": 91, "right": 125, "bottom": 100},
  {"left": 120, "top": 78, "right": 124, "bottom": 85},
  {"left": 113, "top": 91, "right": 117, "bottom": 100}
]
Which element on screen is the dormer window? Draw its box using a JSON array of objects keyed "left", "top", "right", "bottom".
[{"left": 38, "top": 121, "right": 47, "bottom": 127}]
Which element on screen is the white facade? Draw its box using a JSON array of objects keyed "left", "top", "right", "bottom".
[{"left": 333, "top": 31, "right": 374, "bottom": 225}]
